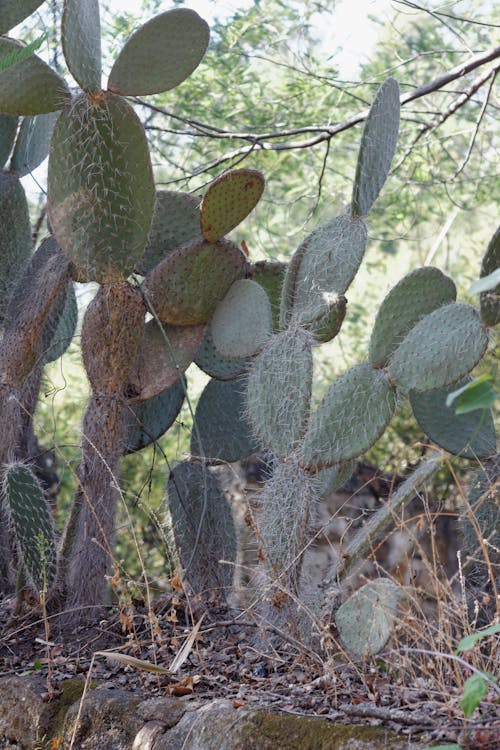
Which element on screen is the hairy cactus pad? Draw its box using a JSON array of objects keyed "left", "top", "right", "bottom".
[
  {"left": 200, "top": 168, "right": 265, "bottom": 243},
  {"left": 108, "top": 8, "right": 209, "bottom": 96},
  {"left": 370, "top": 267, "right": 457, "bottom": 367},
  {"left": 388, "top": 303, "right": 488, "bottom": 392},
  {"left": 281, "top": 213, "right": 367, "bottom": 327},
  {"left": 81, "top": 282, "right": 145, "bottom": 395},
  {"left": 3, "top": 463, "right": 57, "bottom": 593},
  {"left": 48, "top": 92, "right": 155, "bottom": 283},
  {"left": 352, "top": 77, "right": 400, "bottom": 217},
  {"left": 246, "top": 328, "right": 313, "bottom": 457},
  {"left": 62, "top": 0, "right": 102, "bottom": 93},
  {"left": 0, "top": 38, "right": 70, "bottom": 115},
  {"left": 302, "top": 363, "right": 397, "bottom": 469},
  {"left": 144, "top": 237, "right": 247, "bottom": 325},
  {"left": 211, "top": 279, "right": 273, "bottom": 359}
]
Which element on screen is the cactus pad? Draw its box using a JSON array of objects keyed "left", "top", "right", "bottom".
[
  {"left": 45, "top": 280, "right": 78, "bottom": 363},
  {"left": 167, "top": 460, "right": 236, "bottom": 596},
  {"left": 0, "top": 1, "right": 45, "bottom": 34},
  {"left": 370, "top": 267, "right": 457, "bottom": 367},
  {"left": 127, "top": 319, "right": 205, "bottom": 403},
  {"left": 335, "top": 579, "right": 401, "bottom": 656},
  {"left": 108, "top": 8, "right": 209, "bottom": 96},
  {"left": 250, "top": 260, "right": 286, "bottom": 331},
  {"left": 211, "top": 279, "right": 273, "bottom": 359},
  {"left": 246, "top": 328, "right": 313, "bottom": 457},
  {"left": 124, "top": 377, "right": 185, "bottom": 454},
  {"left": 479, "top": 226, "right": 500, "bottom": 327},
  {"left": 282, "top": 213, "right": 367, "bottom": 327},
  {"left": 311, "top": 295, "right": 347, "bottom": 344},
  {"left": 0, "top": 114, "right": 18, "bottom": 168},
  {"left": 302, "top": 363, "right": 397, "bottom": 469},
  {"left": 62, "top": 0, "right": 102, "bottom": 93},
  {"left": 194, "top": 321, "right": 249, "bottom": 381},
  {"left": 200, "top": 169, "right": 265, "bottom": 243},
  {"left": 137, "top": 190, "right": 201, "bottom": 275},
  {"left": 0, "top": 38, "right": 70, "bottom": 115},
  {"left": 3, "top": 463, "right": 57, "bottom": 593},
  {"left": 388, "top": 303, "right": 488, "bottom": 392},
  {"left": 191, "top": 376, "right": 259, "bottom": 463},
  {"left": 10, "top": 111, "right": 58, "bottom": 177},
  {"left": 145, "top": 237, "right": 247, "bottom": 325},
  {"left": 352, "top": 78, "right": 400, "bottom": 217},
  {"left": 410, "top": 379, "right": 496, "bottom": 459},
  {"left": 257, "top": 458, "right": 318, "bottom": 574},
  {"left": 48, "top": 91, "right": 155, "bottom": 283},
  {"left": 81, "top": 282, "right": 145, "bottom": 395},
  {"left": 0, "top": 171, "right": 32, "bottom": 325}
]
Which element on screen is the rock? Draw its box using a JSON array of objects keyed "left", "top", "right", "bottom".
[
  {"left": 158, "top": 699, "right": 424, "bottom": 750},
  {"left": 0, "top": 676, "right": 54, "bottom": 748},
  {"left": 60, "top": 688, "right": 143, "bottom": 750}
]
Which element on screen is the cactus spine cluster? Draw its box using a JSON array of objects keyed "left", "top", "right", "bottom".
[{"left": 0, "top": 2, "right": 496, "bottom": 653}]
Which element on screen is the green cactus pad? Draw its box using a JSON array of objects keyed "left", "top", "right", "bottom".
[
  {"left": 351, "top": 77, "right": 400, "bottom": 217},
  {"left": 0, "top": 114, "right": 18, "bottom": 168},
  {"left": 167, "top": 460, "right": 236, "bottom": 595},
  {"left": 0, "top": 1, "right": 46, "bottom": 35},
  {"left": 136, "top": 190, "right": 201, "bottom": 275},
  {"left": 81, "top": 282, "right": 145, "bottom": 396},
  {"left": 108, "top": 8, "right": 209, "bottom": 96},
  {"left": 479, "top": 226, "right": 500, "bottom": 327},
  {"left": 409, "top": 379, "right": 496, "bottom": 459},
  {"left": 191, "top": 376, "right": 259, "bottom": 463},
  {"left": 3, "top": 463, "right": 57, "bottom": 593},
  {"left": 200, "top": 169, "right": 265, "bottom": 243},
  {"left": 62, "top": 0, "right": 101, "bottom": 93},
  {"left": 48, "top": 92, "right": 155, "bottom": 283},
  {"left": 128, "top": 319, "right": 205, "bottom": 403},
  {"left": 45, "top": 280, "right": 78, "bottom": 363},
  {"left": 314, "top": 460, "right": 356, "bottom": 498},
  {"left": 258, "top": 459, "right": 318, "bottom": 571},
  {"left": 302, "top": 363, "right": 397, "bottom": 469},
  {"left": 194, "top": 321, "right": 249, "bottom": 381},
  {"left": 124, "top": 376, "right": 185, "bottom": 454},
  {"left": 246, "top": 328, "right": 313, "bottom": 457},
  {"left": 388, "top": 303, "right": 488, "bottom": 392},
  {"left": 211, "top": 279, "right": 273, "bottom": 359},
  {"left": 145, "top": 237, "right": 247, "bottom": 326},
  {"left": 0, "top": 171, "right": 32, "bottom": 325},
  {"left": 0, "top": 38, "right": 70, "bottom": 115},
  {"left": 10, "top": 111, "right": 58, "bottom": 177},
  {"left": 250, "top": 260, "right": 286, "bottom": 331},
  {"left": 335, "top": 579, "right": 401, "bottom": 656},
  {"left": 282, "top": 214, "right": 367, "bottom": 327},
  {"left": 369, "top": 267, "right": 457, "bottom": 367}
]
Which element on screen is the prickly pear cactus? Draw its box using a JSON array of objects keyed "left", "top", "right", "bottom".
[
  {"left": 335, "top": 579, "right": 402, "bottom": 656},
  {"left": 3, "top": 463, "right": 57, "bottom": 594}
]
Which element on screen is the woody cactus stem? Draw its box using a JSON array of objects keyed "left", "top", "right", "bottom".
[{"left": 61, "top": 282, "right": 145, "bottom": 618}]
